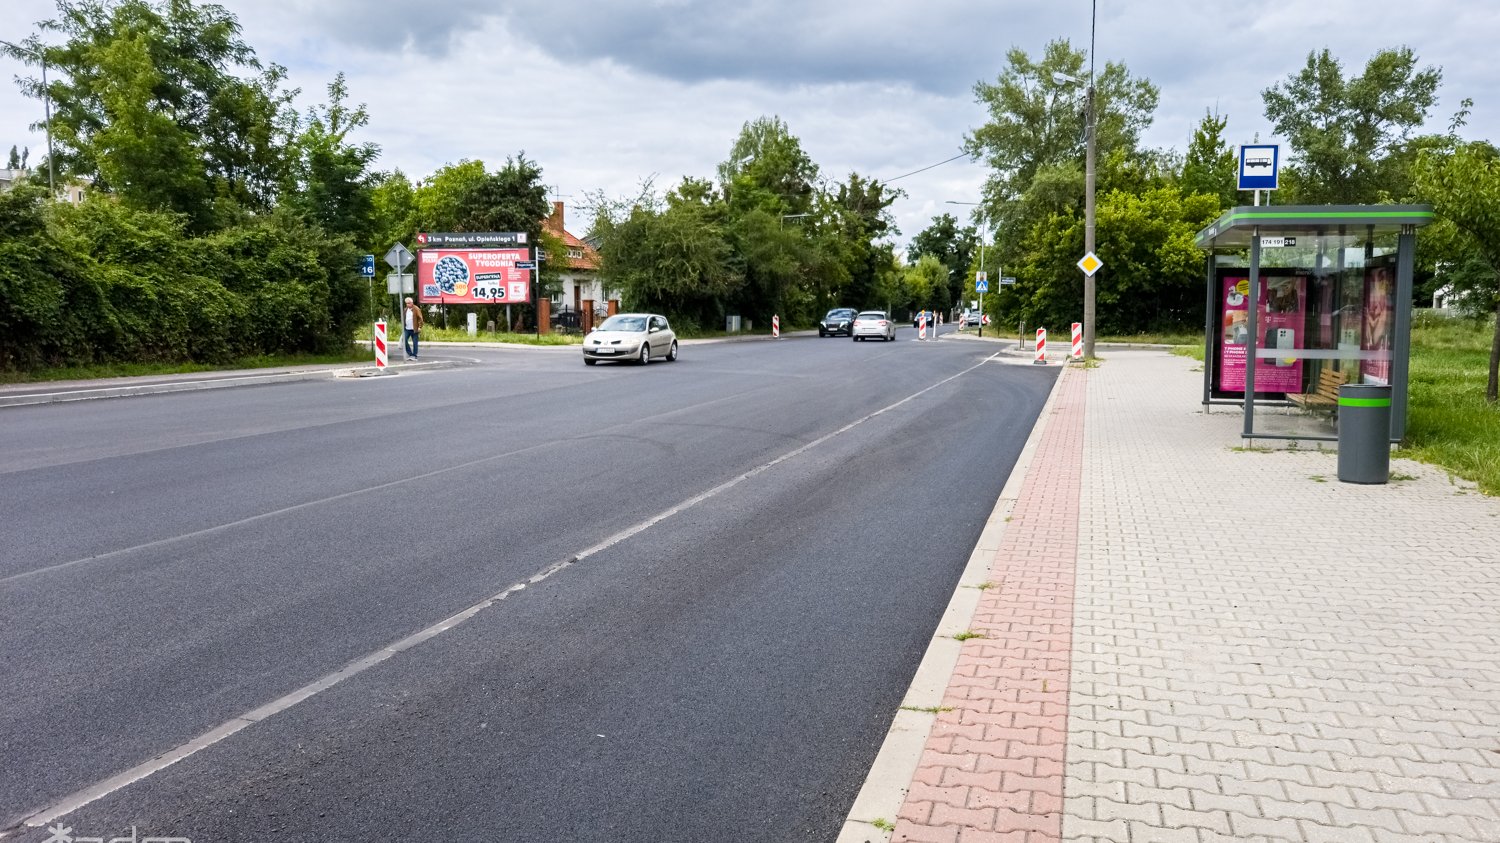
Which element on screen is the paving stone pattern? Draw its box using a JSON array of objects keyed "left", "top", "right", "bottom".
[
  {"left": 893, "top": 365, "right": 1088, "bottom": 843},
  {"left": 1068, "top": 350, "right": 1500, "bottom": 843}
]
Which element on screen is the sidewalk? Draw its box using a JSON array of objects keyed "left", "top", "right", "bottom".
[{"left": 843, "top": 348, "right": 1500, "bottom": 843}]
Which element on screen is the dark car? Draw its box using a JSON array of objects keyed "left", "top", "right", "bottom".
[{"left": 819, "top": 308, "right": 857, "bottom": 337}]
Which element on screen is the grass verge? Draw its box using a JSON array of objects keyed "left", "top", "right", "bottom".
[
  {"left": 1401, "top": 315, "right": 1499, "bottom": 495},
  {"left": 419, "top": 328, "right": 581, "bottom": 346}
]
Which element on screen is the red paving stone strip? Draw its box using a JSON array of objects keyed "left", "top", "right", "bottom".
[{"left": 893, "top": 366, "right": 1085, "bottom": 843}]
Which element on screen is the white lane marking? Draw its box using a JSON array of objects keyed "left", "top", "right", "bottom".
[
  {"left": 0, "top": 387, "right": 764, "bottom": 588},
  {"left": 13, "top": 353, "right": 1000, "bottom": 829}
]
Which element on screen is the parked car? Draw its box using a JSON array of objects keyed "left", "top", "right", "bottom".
[
  {"left": 853, "top": 310, "right": 896, "bottom": 342},
  {"left": 819, "top": 307, "right": 857, "bottom": 337},
  {"left": 583, "top": 313, "right": 678, "bottom": 365},
  {"left": 912, "top": 310, "right": 934, "bottom": 330}
]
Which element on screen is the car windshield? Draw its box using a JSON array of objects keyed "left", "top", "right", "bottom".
[
  {"left": 826, "top": 309, "right": 854, "bottom": 319},
  {"left": 598, "top": 316, "right": 647, "bottom": 332},
  {"left": 857, "top": 312, "right": 886, "bottom": 320}
]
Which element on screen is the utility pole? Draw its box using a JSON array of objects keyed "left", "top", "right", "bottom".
[{"left": 1083, "top": 0, "right": 1098, "bottom": 359}]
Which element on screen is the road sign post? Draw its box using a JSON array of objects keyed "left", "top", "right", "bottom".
[{"left": 385, "top": 242, "right": 413, "bottom": 323}]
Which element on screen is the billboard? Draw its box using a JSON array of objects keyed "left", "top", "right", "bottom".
[
  {"left": 1215, "top": 274, "right": 1306, "bottom": 396},
  {"left": 416, "top": 248, "right": 532, "bottom": 305}
]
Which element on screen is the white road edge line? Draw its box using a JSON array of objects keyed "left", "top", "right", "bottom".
[{"left": 13, "top": 353, "right": 1002, "bottom": 831}]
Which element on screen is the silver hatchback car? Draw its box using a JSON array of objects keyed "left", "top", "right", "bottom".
[
  {"left": 583, "top": 313, "right": 679, "bottom": 365},
  {"left": 852, "top": 310, "right": 896, "bottom": 342}
]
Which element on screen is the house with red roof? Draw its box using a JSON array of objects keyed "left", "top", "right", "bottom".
[{"left": 542, "top": 201, "right": 607, "bottom": 323}]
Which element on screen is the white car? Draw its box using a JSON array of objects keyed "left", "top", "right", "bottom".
[
  {"left": 583, "top": 313, "right": 678, "bottom": 365},
  {"left": 852, "top": 310, "right": 896, "bottom": 342}
]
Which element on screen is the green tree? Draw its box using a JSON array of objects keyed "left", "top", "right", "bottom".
[
  {"left": 1412, "top": 141, "right": 1500, "bottom": 401},
  {"left": 1180, "top": 110, "right": 1237, "bottom": 208},
  {"left": 909, "top": 213, "right": 978, "bottom": 310},
  {"left": 283, "top": 73, "right": 379, "bottom": 241},
  {"left": 717, "top": 115, "right": 819, "bottom": 216},
  {"left": 966, "top": 39, "right": 1160, "bottom": 209},
  {"left": 6, "top": 146, "right": 19, "bottom": 169},
  {"left": 604, "top": 201, "right": 740, "bottom": 329},
  {"left": 4, "top": 0, "right": 300, "bottom": 228},
  {"left": 1263, "top": 47, "right": 1441, "bottom": 204}
]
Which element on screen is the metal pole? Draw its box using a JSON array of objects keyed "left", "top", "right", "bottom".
[
  {"left": 978, "top": 226, "right": 986, "bottom": 338},
  {"left": 1243, "top": 227, "right": 1261, "bottom": 439},
  {"left": 41, "top": 52, "right": 55, "bottom": 195},
  {"left": 1392, "top": 225, "right": 1417, "bottom": 440},
  {"left": 1082, "top": 0, "right": 1097, "bottom": 359},
  {"left": 1203, "top": 241, "right": 1216, "bottom": 407}
]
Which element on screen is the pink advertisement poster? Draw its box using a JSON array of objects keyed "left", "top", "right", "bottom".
[
  {"left": 416, "top": 248, "right": 532, "bottom": 305},
  {"left": 1361, "top": 267, "right": 1394, "bottom": 385},
  {"left": 1218, "top": 276, "right": 1306, "bottom": 394}
]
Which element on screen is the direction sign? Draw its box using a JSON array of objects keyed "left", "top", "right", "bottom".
[
  {"left": 1238, "top": 144, "right": 1279, "bottom": 191},
  {"left": 1000, "top": 276, "right": 1018, "bottom": 285},
  {"left": 360, "top": 254, "right": 375, "bottom": 277},
  {"left": 1077, "top": 252, "right": 1104, "bottom": 277},
  {"left": 976, "top": 279, "right": 989, "bottom": 293},
  {"left": 416, "top": 232, "right": 527, "bottom": 247},
  {"left": 535, "top": 248, "right": 547, "bottom": 261},
  {"left": 515, "top": 260, "right": 537, "bottom": 269},
  {"left": 385, "top": 242, "right": 413, "bottom": 270}
]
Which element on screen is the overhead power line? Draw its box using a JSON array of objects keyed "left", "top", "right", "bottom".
[{"left": 882, "top": 152, "right": 973, "bottom": 183}]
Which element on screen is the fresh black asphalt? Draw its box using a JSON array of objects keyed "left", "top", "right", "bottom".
[{"left": 0, "top": 328, "right": 1056, "bottom": 842}]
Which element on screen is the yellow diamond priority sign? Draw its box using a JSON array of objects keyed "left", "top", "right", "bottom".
[{"left": 1077, "top": 251, "right": 1103, "bottom": 276}]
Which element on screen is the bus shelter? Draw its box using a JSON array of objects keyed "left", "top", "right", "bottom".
[{"left": 1194, "top": 205, "right": 1434, "bottom": 442}]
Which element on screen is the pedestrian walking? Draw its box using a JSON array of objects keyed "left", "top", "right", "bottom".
[{"left": 403, "top": 296, "right": 423, "bottom": 361}]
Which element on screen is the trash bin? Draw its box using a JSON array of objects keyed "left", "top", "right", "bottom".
[{"left": 1337, "top": 384, "right": 1392, "bottom": 484}]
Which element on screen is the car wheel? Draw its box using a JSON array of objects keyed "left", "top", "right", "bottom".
[
  {"left": 666, "top": 340, "right": 678, "bottom": 361},
  {"left": 584, "top": 357, "right": 597, "bottom": 366},
  {"left": 638, "top": 343, "right": 651, "bottom": 365}
]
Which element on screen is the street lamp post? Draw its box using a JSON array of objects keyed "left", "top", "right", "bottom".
[{"left": 1082, "top": 0, "right": 1097, "bottom": 359}]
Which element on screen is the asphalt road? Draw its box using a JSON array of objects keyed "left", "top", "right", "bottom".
[{"left": 0, "top": 327, "right": 1056, "bottom": 842}]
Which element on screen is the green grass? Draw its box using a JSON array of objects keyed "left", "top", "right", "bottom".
[
  {"left": 952, "top": 630, "right": 986, "bottom": 642},
  {"left": 0, "top": 350, "right": 370, "bottom": 384},
  {"left": 899, "top": 705, "right": 954, "bottom": 714},
  {"left": 871, "top": 818, "right": 894, "bottom": 832},
  {"left": 420, "top": 327, "right": 581, "bottom": 346},
  {"left": 1402, "top": 315, "right": 1499, "bottom": 495}
]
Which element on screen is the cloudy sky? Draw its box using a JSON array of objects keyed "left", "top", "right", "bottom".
[{"left": 3, "top": 0, "right": 1496, "bottom": 253}]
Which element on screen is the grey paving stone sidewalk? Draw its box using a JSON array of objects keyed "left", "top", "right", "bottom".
[{"left": 1069, "top": 349, "right": 1500, "bottom": 843}]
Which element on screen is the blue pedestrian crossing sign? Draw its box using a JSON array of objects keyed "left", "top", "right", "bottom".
[
  {"left": 976, "top": 271, "right": 989, "bottom": 293},
  {"left": 1238, "top": 144, "right": 1279, "bottom": 191}
]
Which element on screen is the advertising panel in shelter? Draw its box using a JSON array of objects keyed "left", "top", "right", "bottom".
[
  {"left": 1361, "top": 267, "right": 1395, "bottom": 386},
  {"left": 417, "top": 248, "right": 532, "bottom": 305},
  {"left": 1216, "top": 275, "right": 1307, "bottom": 395}
]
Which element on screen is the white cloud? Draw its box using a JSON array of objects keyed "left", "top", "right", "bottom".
[{"left": 3, "top": 0, "right": 1497, "bottom": 254}]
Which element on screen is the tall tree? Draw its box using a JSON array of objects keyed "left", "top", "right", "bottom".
[
  {"left": 6, "top": 146, "right": 19, "bottom": 169},
  {"left": 717, "top": 115, "right": 819, "bottom": 216},
  {"left": 283, "top": 73, "right": 380, "bottom": 240},
  {"left": 1180, "top": 110, "right": 1237, "bottom": 208},
  {"left": 909, "top": 213, "right": 977, "bottom": 310},
  {"left": 3, "top": 0, "right": 299, "bottom": 228},
  {"left": 1262, "top": 47, "right": 1441, "bottom": 204},
  {"left": 1412, "top": 141, "right": 1500, "bottom": 402},
  {"left": 966, "top": 39, "right": 1159, "bottom": 210}
]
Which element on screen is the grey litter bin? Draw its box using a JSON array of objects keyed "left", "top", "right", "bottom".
[{"left": 1337, "top": 384, "right": 1392, "bottom": 484}]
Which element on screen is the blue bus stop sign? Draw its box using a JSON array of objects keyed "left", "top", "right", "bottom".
[
  {"left": 1238, "top": 145, "right": 1279, "bottom": 191},
  {"left": 360, "top": 254, "right": 375, "bottom": 277}
]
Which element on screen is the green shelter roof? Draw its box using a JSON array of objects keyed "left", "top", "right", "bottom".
[{"left": 1194, "top": 204, "right": 1435, "bottom": 248}]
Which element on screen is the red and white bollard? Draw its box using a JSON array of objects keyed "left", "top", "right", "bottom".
[
  {"left": 1071, "top": 322, "right": 1083, "bottom": 360},
  {"left": 918, "top": 314, "right": 928, "bottom": 340},
  {"left": 1034, "top": 327, "right": 1047, "bottom": 365},
  {"left": 772, "top": 314, "right": 780, "bottom": 338},
  {"left": 374, "top": 319, "right": 388, "bottom": 369}
]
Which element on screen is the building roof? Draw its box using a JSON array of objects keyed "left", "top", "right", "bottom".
[
  {"left": 1195, "top": 204, "right": 1435, "bottom": 248},
  {"left": 542, "top": 201, "right": 601, "bottom": 271}
]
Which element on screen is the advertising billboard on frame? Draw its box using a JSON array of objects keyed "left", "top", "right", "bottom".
[{"left": 416, "top": 248, "right": 532, "bottom": 305}]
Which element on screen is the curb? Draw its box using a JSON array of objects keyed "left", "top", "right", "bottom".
[
  {"left": 835, "top": 360, "right": 1075, "bottom": 843},
  {"left": 0, "top": 360, "right": 464, "bottom": 409}
]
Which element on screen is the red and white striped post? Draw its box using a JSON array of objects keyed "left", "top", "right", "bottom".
[
  {"left": 1034, "top": 327, "right": 1047, "bottom": 365},
  {"left": 1071, "top": 322, "right": 1083, "bottom": 360},
  {"left": 772, "top": 314, "right": 780, "bottom": 338},
  {"left": 918, "top": 314, "right": 928, "bottom": 341},
  {"left": 374, "top": 320, "right": 388, "bottom": 369}
]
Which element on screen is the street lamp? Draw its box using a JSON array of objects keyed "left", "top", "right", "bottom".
[
  {"left": 1052, "top": 1, "right": 1098, "bottom": 358},
  {"left": 946, "top": 200, "right": 990, "bottom": 338}
]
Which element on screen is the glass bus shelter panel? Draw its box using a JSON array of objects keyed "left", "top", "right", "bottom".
[{"left": 1208, "top": 231, "right": 1399, "bottom": 440}]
